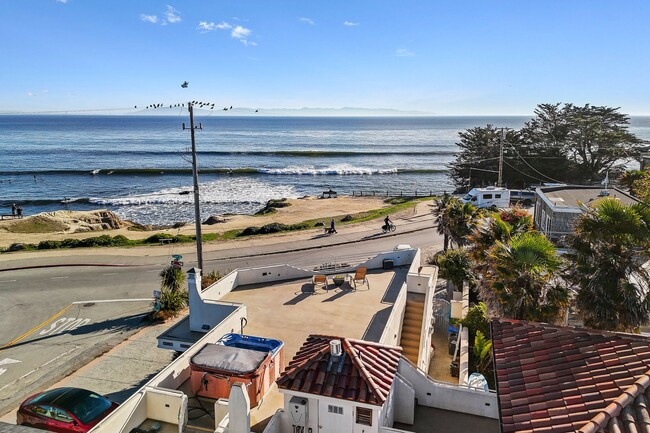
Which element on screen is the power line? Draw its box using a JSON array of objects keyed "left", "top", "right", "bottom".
[{"left": 506, "top": 142, "right": 566, "bottom": 184}]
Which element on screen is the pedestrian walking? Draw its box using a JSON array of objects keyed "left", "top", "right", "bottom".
[{"left": 11, "top": 203, "right": 16, "bottom": 216}]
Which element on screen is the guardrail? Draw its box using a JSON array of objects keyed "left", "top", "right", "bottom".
[{"left": 351, "top": 190, "right": 443, "bottom": 197}]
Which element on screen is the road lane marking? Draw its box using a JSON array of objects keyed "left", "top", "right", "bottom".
[
  {"left": 0, "top": 348, "right": 76, "bottom": 392},
  {"left": 50, "top": 276, "right": 69, "bottom": 280},
  {"left": 0, "top": 304, "right": 72, "bottom": 350},
  {"left": 0, "top": 279, "right": 17, "bottom": 283},
  {"left": 72, "top": 298, "right": 154, "bottom": 304},
  {"left": 101, "top": 273, "right": 117, "bottom": 276}
]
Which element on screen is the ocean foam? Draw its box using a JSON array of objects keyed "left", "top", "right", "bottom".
[
  {"left": 258, "top": 164, "right": 399, "bottom": 176},
  {"left": 90, "top": 178, "right": 299, "bottom": 206}
]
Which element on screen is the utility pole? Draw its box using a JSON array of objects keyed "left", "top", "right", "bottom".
[
  {"left": 183, "top": 102, "right": 204, "bottom": 271},
  {"left": 497, "top": 128, "right": 506, "bottom": 188}
]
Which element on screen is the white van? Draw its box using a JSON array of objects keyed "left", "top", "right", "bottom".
[{"left": 461, "top": 187, "right": 510, "bottom": 209}]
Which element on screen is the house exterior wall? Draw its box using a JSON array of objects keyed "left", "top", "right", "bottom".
[
  {"left": 534, "top": 193, "right": 580, "bottom": 240},
  {"left": 281, "top": 390, "right": 382, "bottom": 433}
]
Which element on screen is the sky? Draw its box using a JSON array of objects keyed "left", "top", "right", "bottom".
[{"left": 1, "top": 0, "right": 650, "bottom": 115}]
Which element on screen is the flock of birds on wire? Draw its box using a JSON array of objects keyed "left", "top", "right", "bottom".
[{"left": 133, "top": 81, "right": 259, "bottom": 113}]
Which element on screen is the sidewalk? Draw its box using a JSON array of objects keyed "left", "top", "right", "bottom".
[{"left": 0, "top": 201, "right": 435, "bottom": 270}]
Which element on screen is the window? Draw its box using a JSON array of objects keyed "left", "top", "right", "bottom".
[
  {"left": 328, "top": 405, "right": 343, "bottom": 415},
  {"left": 495, "top": 194, "right": 501, "bottom": 198},
  {"left": 53, "top": 408, "right": 74, "bottom": 423},
  {"left": 356, "top": 407, "right": 372, "bottom": 426},
  {"left": 483, "top": 194, "right": 493, "bottom": 199}
]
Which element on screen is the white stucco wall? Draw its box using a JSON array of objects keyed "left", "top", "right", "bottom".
[
  {"left": 397, "top": 358, "right": 498, "bottom": 419},
  {"left": 393, "top": 374, "right": 415, "bottom": 425},
  {"left": 379, "top": 283, "right": 407, "bottom": 345},
  {"left": 281, "top": 390, "right": 383, "bottom": 433}
]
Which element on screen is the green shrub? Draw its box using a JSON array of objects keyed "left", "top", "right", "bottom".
[
  {"left": 144, "top": 233, "right": 175, "bottom": 243},
  {"left": 38, "top": 240, "right": 62, "bottom": 250},
  {"left": 202, "top": 269, "right": 230, "bottom": 289},
  {"left": 460, "top": 302, "right": 490, "bottom": 342},
  {"left": 258, "top": 223, "right": 287, "bottom": 234},
  {"left": 111, "top": 235, "right": 130, "bottom": 246},
  {"left": 157, "top": 287, "right": 188, "bottom": 314},
  {"left": 240, "top": 227, "right": 260, "bottom": 236}
]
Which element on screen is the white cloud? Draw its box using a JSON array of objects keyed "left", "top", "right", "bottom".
[
  {"left": 395, "top": 48, "right": 415, "bottom": 57},
  {"left": 198, "top": 21, "right": 217, "bottom": 32},
  {"left": 56, "top": 0, "right": 68, "bottom": 3},
  {"left": 140, "top": 14, "right": 158, "bottom": 24},
  {"left": 164, "top": 5, "right": 181, "bottom": 23},
  {"left": 299, "top": 17, "right": 314, "bottom": 25},
  {"left": 231, "top": 25, "right": 251, "bottom": 39},
  {"left": 27, "top": 90, "right": 48, "bottom": 97},
  {"left": 199, "top": 20, "right": 255, "bottom": 45},
  {"left": 343, "top": 21, "right": 359, "bottom": 26}
]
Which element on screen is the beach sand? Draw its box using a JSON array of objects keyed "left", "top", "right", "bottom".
[{"left": 0, "top": 196, "right": 390, "bottom": 249}]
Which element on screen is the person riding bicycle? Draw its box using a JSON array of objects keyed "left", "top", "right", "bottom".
[{"left": 383, "top": 215, "right": 392, "bottom": 231}]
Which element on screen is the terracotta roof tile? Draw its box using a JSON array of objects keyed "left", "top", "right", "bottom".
[
  {"left": 492, "top": 320, "right": 650, "bottom": 433},
  {"left": 277, "top": 334, "right": 402, "bottom": 406}
]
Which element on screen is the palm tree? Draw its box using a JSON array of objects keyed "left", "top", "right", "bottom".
[
  {"left": 160, "top": 265, "right": 186, "bottom": 293},
  {"left": 620, "top": 169, "right": 646, "bottom": 196},
  {"left": 432, "top": 193, "right": 455, "bottom": 251},
  {"left": 565, "top": 198, "right": 650, "bottom": 331},
  {"left": 436, "top": 248, "right": 474, "bottom": 298},
  {"left": 468, "top": 208, "right": 535, "bottom": 278},
  {"left": 483, "top": 231, "right": 568, "bottom": 322},
  {"left": 445, "top": 201, "right": 483, "bottom": 249}
]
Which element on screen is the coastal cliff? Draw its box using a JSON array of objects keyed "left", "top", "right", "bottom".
[{"left": 0, "top": 210, "right": 129, "bottom": 234}]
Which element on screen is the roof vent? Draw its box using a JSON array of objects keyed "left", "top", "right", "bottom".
[{"left": 330, "top": 340, "right": 342, "bottom": 357}]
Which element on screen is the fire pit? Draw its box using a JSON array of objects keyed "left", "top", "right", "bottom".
[{"left": 332, "top": 275, "right": 346, "bottom": 287}]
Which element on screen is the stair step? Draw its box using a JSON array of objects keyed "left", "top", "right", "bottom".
[
  {"left": 406, "top": 303, "right": 424, "bottom": 311},
  {"left": 402, "top": 330, "right": 421, "bottom": 340},
  {"left": 404, "top": 317, "right": 421, "bottom": 326},
  {"left": 401, "top": 338, "right": 420, "bottom": 347}
]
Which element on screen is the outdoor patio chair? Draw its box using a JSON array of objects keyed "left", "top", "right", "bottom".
[
  {"left": 352, "top": 266, "right": 369, "bottom": 290},
  {"left": 312, "top": 274, "right": 328, "bottom": 290}
]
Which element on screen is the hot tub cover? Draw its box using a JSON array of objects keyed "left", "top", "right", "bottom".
[{"left": 191, "top": 343, "right": 268, "bottom": 375}]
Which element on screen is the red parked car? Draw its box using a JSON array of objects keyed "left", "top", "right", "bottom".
[{"left": 17, "top": 387, "right": 118, "bottom": 432}]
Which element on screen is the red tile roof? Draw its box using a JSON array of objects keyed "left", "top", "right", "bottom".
[
  {"left": 492, "top": 320, "right": 650, "bottom": 433},
  {"left": 276, "top": 335, "right": 402, "bottom": 406}
]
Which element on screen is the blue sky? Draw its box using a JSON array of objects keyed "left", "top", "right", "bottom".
[{"left": 1, "top": 0, "right": 650, "bottom": 115}]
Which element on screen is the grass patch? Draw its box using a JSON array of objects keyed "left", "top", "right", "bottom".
[{"left": 5, "top": 216, "right": 68, "bottom": 233}]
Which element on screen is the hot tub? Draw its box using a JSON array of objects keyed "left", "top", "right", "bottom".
[{"left": 190, "top": 334, "right": 284, "bottom": 407}]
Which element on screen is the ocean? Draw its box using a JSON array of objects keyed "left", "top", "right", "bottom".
[{"left": 1, "top": 115, "right": 649, "bottom": 225}]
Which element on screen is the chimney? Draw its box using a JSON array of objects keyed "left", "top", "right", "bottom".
[{"left": 330, "top": 340, "right": 342, "bottom": 357}]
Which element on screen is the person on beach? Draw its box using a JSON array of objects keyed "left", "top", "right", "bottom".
[
  {"left": 11, "top": 204, "right": 16, "bottom": 216},
  {"left": 16, "top": 206, "right": 23, "bottom": 217}
]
